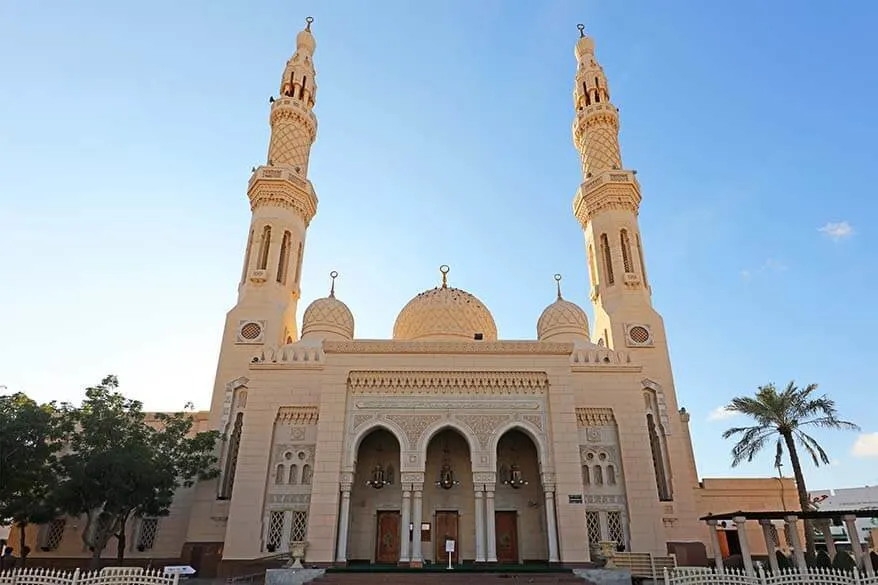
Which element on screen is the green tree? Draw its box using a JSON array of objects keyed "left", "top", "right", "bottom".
[
  {"left": 54, "top": 376, "right": 220, "bottom": 566},
  {"left": 0, "top": 392, "right": 69, "bottom": 565},
  {"left": 722, "top": 381, "right": 859, "bottom": 556}
]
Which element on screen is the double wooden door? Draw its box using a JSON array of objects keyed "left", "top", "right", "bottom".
[
  {"left": 375, "top": 511, "right": 401, "bottom": 564},
  {"left": 434, "top": 511, "right": 459, "bottom": 564},
  {"left": 495, "top": 511, "right": 519, "bottom": 564}
]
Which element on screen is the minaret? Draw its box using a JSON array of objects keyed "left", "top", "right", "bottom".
[
  {"left": 207, "top": 18, "right": 320, "bottom": 426},
  {"left": 571, "top": 23, "right": 651, "bottom": 349},
  {"left": 237, "top": 16, "right": 320, "bottom": 343}
]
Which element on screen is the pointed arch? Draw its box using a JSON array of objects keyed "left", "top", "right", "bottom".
[
  {"left": 417, "top": 420, "right": 478, "bottom": 467},
  {"left": 600, "top": 233, "right": 614, "bottom": 285},
  {"left": 344, "top": 421, "right": 407, "bottom": 470},
  {"left": 277, "top": 231, "right": 291, "bottom": 284},
  {"left": 257, "top": 225, "right": 272, "bottom": 270},
  {"left": 587, "top": 243, "right": 598, "bottom": 288},
  {"left": 220, "top": 412, "right": 244, "bottom": 498},
  {"left": 488, "top": 421, "right": 549, "bottom": 472},
  {"left": 620, "top": 229, "right": 633, "bottom": 273},
  {"left": 636, "top": 232, "right": 648, "bottom": 286},
  {"left": 275, "top": 464, "right": 285, "bottom": 484},
  {"left": 288, "top": 464, "right": 299, "bottom": 485},
  {"left": 241, "top": 229, "right": 253, "bottom": 284},
  {"left": 293, "top": 242, "right": 304, "bottom": 285}
]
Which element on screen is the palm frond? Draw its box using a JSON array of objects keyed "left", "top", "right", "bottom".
[
  {"left": 795, "top": 429, "right": 831, "bottom": 466},
  {"left": 774, "top": 437, "right": 785, "bottom": 469},
  {"left": 801, "top": 416, "right": 860, "bottom": 431},
  {"left": 730, "top": 427, "right": 776, "bottom": 467}
]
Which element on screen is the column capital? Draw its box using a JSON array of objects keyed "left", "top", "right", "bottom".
[
  {"left": 841, "top": 513, "right": 857, "bottom": 522},
  {"left": 784, "top": 515, "right": 800, "bottom": 523},
  {"left": 732, "top": 515, "right": 747, "bottom": 524},
  {"left": 474, "top": 488, "right": 485, "bottom": 496},
  {"left": 758, "top": 518, "right": 773, "bottom": 527},
  {"left": 412, "top": 483, "right": 424, "bottom": 493},
  {"left": 706, "top": 518, "right": 718, "bottom": 527}
]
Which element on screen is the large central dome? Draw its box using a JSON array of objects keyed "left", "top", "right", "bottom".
[{"left": 393, "top": 266, "right": 498, "bottom": 342}]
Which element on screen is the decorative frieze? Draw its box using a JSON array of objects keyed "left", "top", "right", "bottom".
[
  {"left": 325, "top": 340, "right": 572, "bottom": 355},
  {"left": 575, "top": 407, "right": 616, "bottom": 427},
  {"left": 355, "top": 400, "right": 540, "bottom": 410},
  {"left": 267, "top": 493, "right": 311, "bottom": 505},
  {"left": 584, "top": 494, "right": 624, "bottom": 506},
  {"left": 348, "top": 370, "right": 549, "bottom": 394},
  {"left": 276, "top": 406, "right": 319, "bottom": 425},
  {"left": 458, "top": 414, "right": 511, "bottom": 448},
  {"left": 384, "top": 414, "right": 443, "bottom": 448}
]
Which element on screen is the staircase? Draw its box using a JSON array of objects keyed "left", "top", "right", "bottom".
[{"left": 313, "top": 572, "right": 584, "bottom": 584}]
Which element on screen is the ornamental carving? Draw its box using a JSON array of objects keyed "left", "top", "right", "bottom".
[
  {"left": 472, "top": 472, "right": 496, "bottom": 484},
  {"left": 289, "top": 427, "right": 306, "bottom": 441},
  {"left": 522, "top": 414, "right": 543, "bottom": 431},
  {"left": 324, "top": 340, "right": 572, "bottom": 355},
  {"left": 268, "top": 493, "right": 311, "bottom": 505},
  {"left": 458, "top": 414, "right": 510, "bottom": 448},
  {"left": 586, "top": 428, "right": 601, "bottom": 442},
  {"left": 348, "top": 370, "right": 548, "bottom": 394},
  {"left": 584, "top": 494, "right": 623, "bottom": 505},
  {"left": 352, "top": 414, "right": 373, "bottom": 431},
  {"left": 576, "top": 407, "right": 616, "bottom": 427},
  {"left": 355, "top": 400, "right": 540, "bottom": 411},
  {"left": 401, "top": 472, "right": 424, "bottom": 484},
  {"left": 384, "top": 414, "right": 443, "bottom": 448},
  {"left": 277, "top": 406, "right": 319, "bottom": 425}
]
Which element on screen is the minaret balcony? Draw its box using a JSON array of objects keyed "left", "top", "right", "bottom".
[
  {"left": 270, "top": 96, "right": 317, "bottom": 124},
  {"left": 247, "top": 165, "right": 318, "bottom": 224},
  {"left": 572, "top": 169, "right": 642, "bottom": 225}
]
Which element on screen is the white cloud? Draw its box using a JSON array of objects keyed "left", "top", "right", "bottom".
[
  {"left": 852, "top": 432, "right": 878, "bottom": 458},
  {"left": 819, "top": 221, "right": 855, "bottom": 241},
  {"left": 708, "top": 406, "right": 738, "bottom": 421}
]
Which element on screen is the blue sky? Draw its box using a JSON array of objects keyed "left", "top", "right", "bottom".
[{"left": 1, "top": 1, "right": 876, "bottom": 490}]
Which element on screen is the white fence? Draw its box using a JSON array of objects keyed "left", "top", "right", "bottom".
[
  {"left": 0, "top": 567, "right": 180, "bottom": 585},
  {"left": 665, "top": 567, "right": 878, "bottom": 585}
]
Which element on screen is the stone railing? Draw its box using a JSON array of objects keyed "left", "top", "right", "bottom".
[
  {"left": 0, "top": 567, "right": 180, "bottom": 585},
  {"left": 665, "top": 567, "right": 878, "bottom": 585}
]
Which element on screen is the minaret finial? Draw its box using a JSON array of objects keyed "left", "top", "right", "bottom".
[
  {"left": 440, "top": 265, "right": 450, "bottom": 289},
  {"left": 577, "top": 24, "right": 585, "bottom": 38},
  {"left": 554, "top": 273, "right": 563, "bottom": 300},
  {"left": 329, "top": 270, "right": 338, "bottom": 298},
  {"left": 305, "top": 16, "right": 314, "bottom": 31}
]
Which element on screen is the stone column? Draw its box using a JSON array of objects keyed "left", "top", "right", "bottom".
[
  {"left": 759, "top": 519, "right": 780, "bottom": 574},
  {"left": 485, "top": 486, "right": 497, "bottom": 563},
  {"left": 281, "top": 510, "right": 293, "bottom": 553},
  {"left": 843, "top": 514, "right": 873, "bottom": 576},
  {"left": 733, "top": 516, "right": 754, "bottom": 576},
  {"left": 544, "top": 490, "right": 560, "bottom": 563},
  {"left": 410, "top": 484, "right": 424, "bottom": 567},
  {"left": 335, "top": 485, "right": 352, "bottom": 563},
  {"left": 474, "top": 488, "right": 486, "bottom": 563},
  {"left": 785, "top": 515, "right": 807, "bottom": 574},
  {"left": 706, "top": 519, "right": 724, "bottom": 573},
  {"left": 399, "top": 487, "right": 412, "bottom": 564},
  {"left": 819, "top": 520, "right": 837, "bottom": 559}
]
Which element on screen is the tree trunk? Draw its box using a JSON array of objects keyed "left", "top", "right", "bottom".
[
  {"left": 782, "top": 431, "right": 816, "bottom": 557},
  {"left": 90, "top": 546, "right": 103, "bottom": 571},
  {"left": 18, "top": 523, "right": 27, "bottom": 567},
  {"left": 115, "top": 517, "right": 128, "bottom": 564}
]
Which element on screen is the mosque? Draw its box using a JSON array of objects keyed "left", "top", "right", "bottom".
[{"left": 15, "top": 18, "right": 798, "bottom": 575}]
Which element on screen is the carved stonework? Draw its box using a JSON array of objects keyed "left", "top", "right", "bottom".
[
  {"left": 401, "top": 472, "right": 424, "bottom": 484},
  {"left": 458, "top": 414, "right": 510, "bottom": 448},
  {"left": 277, "top": 406, "right": 319, "bottom": 425},
  {"left": 290, "top": 427, "right": 306, "bottom": 441},
  {"left": 522, "top": 414, "right": 543, "bottom": 431},
  {"left": 541, "top": 472, "right": 557, "bottom": 490},
  {"left": 355, "top": 400, "right": 540, "bottom": 410},
  {"left": 352, "top": 414, "right": 373, "bottom": 431},
  {"left": 268, "top": 493, "right": 311, "bottom": 505},
  {"left": 642, "top": 378, "right": 671, "bottom": 435},
  {"left": 348, "top": 370, "right": 548, "bottom": 394},
  {"left": 580, "top": 445, "right": 619, "bottom": 464},
  {"left": 575, "top": 408, "right": 616, "bottom": 427},
  {"left": 472, "top": 472, "right": 495, "bottom": 484},
  {"left": 325, "top": 340, "right": 572, "bottom": 355},
  {"left": 584, "top": 494, "right": 623, "bottom": 506},
  {"left": 586, "top": 428, "right": 601, "bottom": 442},
  {"left": 384, "top": 414, "right": 443, "bottom": 448}
]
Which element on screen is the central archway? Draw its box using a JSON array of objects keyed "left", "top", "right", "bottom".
[{"left": 423, "top": 428, "right": 473, "bottom": 564}]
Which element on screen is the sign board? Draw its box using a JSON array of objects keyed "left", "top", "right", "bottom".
[
  {"left": 445, "top": 539, "right": 456, "bottom": 553},
  {"left": 163, "top": 566, "right": 196, "bottom": 576},
  {"left": 568, "top": 494, "right": 584, "bottom": 504}
]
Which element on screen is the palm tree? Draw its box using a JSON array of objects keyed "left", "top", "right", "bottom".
[{"left": 722, "top": 381, "right": 859, "bottom": 555}]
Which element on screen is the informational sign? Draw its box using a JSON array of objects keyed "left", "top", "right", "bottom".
[
  {"left": 568, "top": 494, "right": 584, "bottom": 504},
  {"left": 163, "top": 566, "right": 196, "bottom": 576},
  {"left": 445, "top": 539, "right": 455, "bottom": 553}
]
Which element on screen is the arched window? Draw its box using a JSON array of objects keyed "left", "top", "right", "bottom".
[
  {"left": 289, "top": 464, "right": 299, "bottom": 485},
  {"left": 301, "top": 464, "right": 312, "bottom": 485},
  {"left": 293, "top": 242, "right": 304, "bottom": 285},
  {"left": 300, "top": 76, "right": 307, "bottom": 100},
  {"left": 636, "top": 233, "right": 648, "bottom": 285},
  {"left": 277, "top": 231, "right": 291, "bottom": 284},
  {"left": 600, "top": 233, "right": 614, "bottom": 285},
  {"left": 275, "top": 464, "right": 285, "bottom": 484},
  {"left": 257, "top": 226, "right": 272, "bottom": 270},
  {"left": 620, "top": 229, "right": 633, "bottom": 273},
  {"left": 607, "top": 465, "right": 616, "bottom": 485},
  {"left": 241, "top": 229, "right": 253, "bottom": 284},
  {"left": 594, "top": 465, "right": 604, "bottom": 485},
  {"left": 582, "top": 465, "right": 591, "bottom": 486},
  {"left": 647, "top": 413, "right": 672, "bottom": 501},
  {"left": 587, "top": 244, "right": 597, "bottom": 288},
  {"left": 220, "top": 412, "right": 243, "bottom": 498}
]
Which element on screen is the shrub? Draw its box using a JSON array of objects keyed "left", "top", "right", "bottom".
[
  {"left": 831, "top": 549, "right": 857, "bottom": 572},
  {"left": 812, "top": 550, "right": 832, "bottom": 568},
  {"left": 775, "top": 550, "right": 793, "bottom": 570}
]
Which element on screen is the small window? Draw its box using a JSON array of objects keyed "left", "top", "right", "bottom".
[
  {"left": 290, "top": 511, "right": 308, "bottom": 543},
  {"left": 267, "top": 511, "right": 284, "bottom": 552},
  {"left": 137, "top": 518, "right": 159, "bottom": 551},
  {"left": 301, "top": 464, "right": 312, "bottom": 485},
  {"left": 474, "top": 333, "right": 484, "bottom": 341},
  {"left": 289, "top": 464, "right": 299, "bottom": 485},
  {"left": 42, "top": 518, "right": 66, "bottom": 551},
  {"left": 275, "top": 464, "right": 285, "bottom": 484}
]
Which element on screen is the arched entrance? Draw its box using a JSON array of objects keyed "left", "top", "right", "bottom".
[
  {"left": 423, "top": 429, "right": 473, "bottom": 564},
  {"left": 347, "top": 428, "right": 402, "bottom": 564},
  {"left": 493, "top": 429, "right": 548, "bottom": 563}
]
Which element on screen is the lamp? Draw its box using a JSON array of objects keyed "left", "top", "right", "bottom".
[
  {"left": 366, "top": 463, "right": 388, "bottom": 489},
  {"left": 504, "top": 463, "right": 529, "bottom": 489},
  {"left": 434, "top": 440, "right": 459, "bottom": 490}
]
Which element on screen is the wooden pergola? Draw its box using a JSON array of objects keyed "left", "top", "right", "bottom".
[{"left": 699, "top": 510, "right": 877, "bottom": 577}]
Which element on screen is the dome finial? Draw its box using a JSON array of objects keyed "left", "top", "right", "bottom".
[
  {"left": 439, "top": 265, "right": 450, "bottom": 289},
  {"left": 329, "top": 270, "right": 338, "bottom": 298},
  {"left": 305, "top": 16, "right": 314, "bottom": 31},
  {"left": 554, "top": 273, "right": 563, "bottom": 300},
  {"left": 577, "top": 23, "right": 585, "bottom": 38}
]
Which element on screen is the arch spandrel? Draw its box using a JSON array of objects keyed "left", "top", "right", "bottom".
[
  {"left": 417, "top": 420, "right": 479, "bottom": 468},
  {"left": 343, "top": 420, "right": 406, "bottom": 471},
  {"left": 488, "top": 420, "right": 551, "bottom": 473}
]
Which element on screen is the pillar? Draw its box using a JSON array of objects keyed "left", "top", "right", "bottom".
[
  {"left": 474, "top": 488, "right": 486, "bottom": 563},
  {"left": 733, "top": 516, "right": 754, "bottom": 576},
  {"left": 545, "top": 490, "right": 560, "bottom": 563},
  {"left": 785, "top": 515, "right": 807, "bottom": 574},
  {"left": 820, "top": 520, "right": 837, "bottom": 559},
  {"left": 281, "top": 511, "right": 293, "bottom": 553},
  {"left": 759, "top": 519, "right": 779, "bottom": 574},
  {"left": 399, "top": 487, "right": 412, "bottom": 564},
  {"left": 335, "top": 486, "right": 352, "bottom": 563},
  {"left": 410, "top": 484, "right": 423, "bottom": 567},
  {"left": 485, "top": 486, "right": 497, "bottom": 563},
  {"left": 844, "top": 514, "right": 873, "bottom": 576},
  {"left": 706, "top": 519, "right": 724, "bottom": 573}
]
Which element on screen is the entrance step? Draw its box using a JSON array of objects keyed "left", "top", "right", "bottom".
[{"left": 314, "top": 574, "right": 584, "bottom": 584}]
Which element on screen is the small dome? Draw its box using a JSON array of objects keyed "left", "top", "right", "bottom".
[
  {"left": 393, "top": 267, "right": 497, "bottom": 342},
  {"left": 537, "top": 275, "right": 590, "bottom": 342},
  {"left": 296, "top": 18, "right": 316, "bottom": 55},
  {"left": 301, "top": 271, "right": 353, "bottom": 341},
  {"left": 575, "top": 25, "right": 595, "bottom": 60}
]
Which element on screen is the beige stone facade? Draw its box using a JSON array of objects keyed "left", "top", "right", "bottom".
[{"left": 14, "top": 20, "right": 797, "bottom": 574}]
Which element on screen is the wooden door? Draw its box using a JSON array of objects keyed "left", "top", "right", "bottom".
[
  {"left": 375, "top": 511, "right": 401, "bottom": 564},
  {"left": 495, "top": 511, "right": 519, "bottom": 564},
  {"left": 434, "top": 511, "right": 460, "bottom": 564}
]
